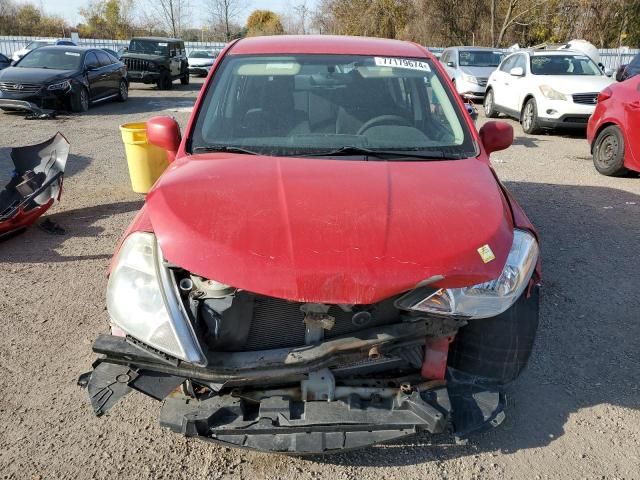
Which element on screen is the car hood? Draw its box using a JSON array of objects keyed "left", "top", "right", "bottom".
[
  {"left": 459, "top": 65, "right": 498, "bottom": 78},
  {"left": 122, "top": 53, "right": 167, "bottom": 62},
  {"left": 0, "top": 67, "right": 72, "bottom": 84},
  {"left": 540, "top": 75, "right": 614, "bottom": 94},
  {"left": 146, "top": 155, "right": 514, "bottom": 304},
  {"left": 188, "top": 58, "right": 215, "bottom": 67}
]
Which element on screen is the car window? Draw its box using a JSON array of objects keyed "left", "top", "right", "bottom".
[
  {"left": 459, "top": 50, "right": 503, "bottom": 67},
  {"left": 96, "top": 50, "right": 113, "bottom": 66},
  {"left": 191, "top": 54, "right": 475, "bottom": 159},
  {"left": 499, "top": 55, "right": 516, "bottom": 72},
  {"left": 513, "top": 54, "right": 527, "bottom": 72},
  {"left": 440, "top": 51, "right": 449, "bottom": 63},
  {"left": 85, "top": 52, "right": 101, "bottom": 69},
  {"left": 129, "top": 39, "right": 168, "bottom": 56},
  {"left": 58, "top": 41, "right": 75, "bottom": 46},
  {"left": 531, "top": 54, "right": 602, "bottom": 75},
  {"left": 0, "top": 53, "right": 8, "bottom": 62},
  {"left": 17, "top": 49, "right": 82, "bottom": 70}
]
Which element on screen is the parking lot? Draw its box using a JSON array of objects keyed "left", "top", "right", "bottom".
[{"left": 0, "top": 77, "right": 638, "bottom": 479}]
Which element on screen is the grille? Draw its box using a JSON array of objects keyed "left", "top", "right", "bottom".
[
  {"left": 123, "top": 58, "right": 154, "bottom": 72},
  {"left": 0, "top": 82, "right": 41, "bottom": 94},
  {"left": 572, "top": 93, "right": 598, "bottom": 105},
  {"left": 241, "top": 295, "right": 402, "bottom": 351}
]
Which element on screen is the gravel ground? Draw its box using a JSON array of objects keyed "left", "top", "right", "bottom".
[{"left": 0, "top": 78, "right": 638, "bottom": 480}]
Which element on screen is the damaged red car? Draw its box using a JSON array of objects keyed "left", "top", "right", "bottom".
[{"left": 80, "top": 36, "right": 541, "bottom": 454}]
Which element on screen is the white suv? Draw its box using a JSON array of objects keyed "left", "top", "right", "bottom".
[{"left": 484, "top": 50, "right": 614, "bottom": 134}]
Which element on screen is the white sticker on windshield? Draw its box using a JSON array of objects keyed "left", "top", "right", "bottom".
[
  {"left": 374, "top": 57, "right": 431, "bottom": 72},
  {"left": 65, "top": 52, "right": 80, "bottom": 56},
  {"left": 158, "top": 42, "right": 168, "bottom": 46},
  {"left": 266, "top": 63, "right": 297, "bottom": 70}
]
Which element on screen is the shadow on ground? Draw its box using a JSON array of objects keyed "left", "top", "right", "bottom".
[
  {"left": 0, "top": 200, "right": 142, "bottom": 262},
  {"left": 0, "top": 148, "right": 92, "bottom": 181},
  {"left": 304, "top": 180, "right": 640, "bottom": 466}
]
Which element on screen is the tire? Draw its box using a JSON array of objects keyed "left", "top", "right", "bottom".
[
  {"left": 180, "top": 71, "right": 189, "bottom": 85},
  {"left": 484, "top": 89, "right": 499, "bottom": 118},
  {"left": 593, "top": 125, "right": 628, "bottom": 176},
  {"left": 70, "top": 87, "right": 89, "bottom": 113},
  {"left": 157, "top": 71, "right": 172, "bottom": 90},
  {"left": 521, "top": 98, "right": 541, "bottom": 134},
  {"left": 448, "top": 286, "right": 540, "bottom": 385},
  {"left": 117, "top": 80, "right": 128, "bottom": 102}
]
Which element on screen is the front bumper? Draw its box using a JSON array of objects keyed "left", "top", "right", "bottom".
[
  {"left": 188, "top": 66, "right": 211, "bottom": 76},
  {"left": 455, "top": 79, "right": 486, "bottom": 100},
  {"left": 536, "top": 97, "right": 595, "bottom": 128},
  {"left": 0, "top": 88, "right": 72, "bottom": 112},
  {"left": 127, "top": 71, "right": 161, "bottom": 83}
]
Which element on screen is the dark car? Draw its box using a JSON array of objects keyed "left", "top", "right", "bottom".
[
  {"left": 0, "top": 53, "right": 9, "bottom": 70},
  {"left": 0, "top": 46, "right": 128, "bottom": 114},
  {"left": 615, "top": 54, "right": 640, "bottom": 82},
  {"left": 102, "top": 48, "right": 120, "bottom": 59},
  {"left": 121, "top": 37, "right": 189, "bottom": 90}
]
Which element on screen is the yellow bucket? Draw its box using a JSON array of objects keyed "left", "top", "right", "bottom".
[{"left": 120, "top": 122, "right": 169, "bottom": 194}]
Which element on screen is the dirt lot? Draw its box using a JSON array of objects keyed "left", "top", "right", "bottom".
[{"left": 0, "top": 77, "right": 638, "bottom": 480}]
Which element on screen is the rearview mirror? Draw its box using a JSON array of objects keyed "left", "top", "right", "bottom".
[
  {"left": 509, "top": 67, "right": 524, "bottom": 77},
  {"left": 479, "top": 121, "right": 513, "bottom": 155},
  {"left": 147, "top": 116, "right": 181, "bottom": 162}
]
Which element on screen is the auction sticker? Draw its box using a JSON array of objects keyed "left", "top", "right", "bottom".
[
  {"left": 65, "top": 52, "right": 80, "bottom": 56},
  {"left": 374, "top": 57, "right": 431, "bottom": 72},
  {"left": 477, "top": 244, "right": 496, "bottom": 263}
]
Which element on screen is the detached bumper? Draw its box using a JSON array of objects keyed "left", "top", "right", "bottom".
[{"left": 0, "top": 99, "right": 45, "bottom": 114}]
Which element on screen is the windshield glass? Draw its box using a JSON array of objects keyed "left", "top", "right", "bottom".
[
  {"left": 128, "top": 39, "right": 168, "bottom": 55},
  {"left": 459, "top": 50, "right": 503, "bottom": 67},
  {"left": 17, "top": 49, "right": 82, "bottom": 70},
  {"left": 531, "top": 54, "right": 602, "bottom": 75},
  {"left": 190, "top": 50, "right": 216, "bottom": 58},
  {"left": 191, "top": 54, "right": 475, "bottom": 159}
]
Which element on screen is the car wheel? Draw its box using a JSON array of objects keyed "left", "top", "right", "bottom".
[
  {"left": 521, "top": 98, "right": 541, "bottom": 134},
  {"left": 70, "top": 87, "right": 90, "bottom": 113},
  {"left": 180, "top": 71, "right": 189, "bottom": 85},
  {"left": 117, "top": 80, "right": 128, "bottom": 102},
  {"left": 593, "top": 125, "right": 628, "bottom": 176},
  {"left": 484, "top": 89, "right": 499, "bottom": 118},
  {"left": 157, "top": 71, "right": 172, "bottom": 90}
]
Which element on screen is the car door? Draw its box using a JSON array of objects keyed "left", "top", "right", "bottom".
[
  {"left": 492, "top": 54, "right": 517, "bottom": 108},
  {"left": 503, "top": 54, "right": 528, "bottom": 113},
  {"left": 96, "top": 50, "right": 119, "bottom": 95},
  {"left": 624, "top": 79, "right": 640, "bottom": 166},
  {"left": 83, "top": 52, "right": 104, "bottom": 99}
]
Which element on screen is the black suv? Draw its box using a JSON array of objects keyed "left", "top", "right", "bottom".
[{"left": 121, "top": 37, "right": 189, "bottom": 90}]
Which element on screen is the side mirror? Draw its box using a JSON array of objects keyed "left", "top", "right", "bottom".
[
  {"left": 604, "top": 67, "right": 614, "bottom": 77},
  {"left": 447, "top": 61, "right": 456, "bottom": 68},
  {"left": 10, "top": 60, "right": 17, "bottom": 66},
  {"left": 147, "top": 116, "right": 181, "bottom": 162},
  {"left": 479, "top": 121, "right": 513, "bottom": 155},
  {"left": 509, "top": 67, "right": 524, "bottom": 77}
]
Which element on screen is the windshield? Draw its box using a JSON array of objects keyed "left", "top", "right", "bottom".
[
  {"left": 531, "top": 55, "right": 602, "bottom": 75},
  {"left": 190, "top": 50, "right": 216, "bottom": 58},
  {"left": 191, "top": 54, "right": 475, "bottom": 159},
  {"left": 128, "top": 39, "right": 169, "bottom": 55},
  {"left": 459, "top": 50, "right": 503, "bottom": 67},
  {"left": 17, "top": 49, "right": 82, "bottom": 70}
]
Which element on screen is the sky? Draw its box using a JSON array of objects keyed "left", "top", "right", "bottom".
[{"left": 37, "top": 0, "right": 313, "bottom": 27}]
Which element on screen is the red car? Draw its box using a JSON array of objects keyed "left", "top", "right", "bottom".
[
  {"left": 80, "top": 36, "right": 541, "bottom": 454},
  {"left": 588, "top": 75, "right": 640, "bottom": 176}
]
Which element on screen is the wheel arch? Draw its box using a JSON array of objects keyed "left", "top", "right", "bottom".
[
  {"left": 520, "top": 94, "right": 535, "bottom": 120},
  {"left": 591, "top": 121, "right": 621, "bottom": 153}
]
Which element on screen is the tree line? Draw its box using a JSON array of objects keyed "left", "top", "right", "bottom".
[{"left": 0, "top": 0, "right": 638, "bottom": 48}]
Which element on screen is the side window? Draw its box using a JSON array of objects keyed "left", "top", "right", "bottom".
[
  {"left": 85, "top": 52, "right": 100, "bottom": 69},
  {"left": 179, "top": 43, "right": 185, "bottom": 56},
  {"left": 96, "top": 51, "right": 112, "bottom": 66},
  {"left": 170, "top": 44, "right": 177, "bottom": 57},
  {"left": 440, "top": 51, "right": 449, "bottom": 63},
  {"left": 514, "top": 55, "right": 527, "bottom": 72}
]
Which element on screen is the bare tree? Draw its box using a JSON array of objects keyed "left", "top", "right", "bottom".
[
  {"left": 151, "top": 0, "right": 190, "bottom": 37},
  {"left": 207, "top": 0, "right": 246, "bottom": 41}
]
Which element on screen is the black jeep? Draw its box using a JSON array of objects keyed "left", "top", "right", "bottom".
[{"left": 121, "top": 37, "right": 189, "bottom": 90}]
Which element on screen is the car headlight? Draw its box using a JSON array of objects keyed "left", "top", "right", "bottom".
[
  {"left": 106, "top": 232, "right": 206, "bottom": 365},
  {"left": 397, "top": 230, "right": 539, "bottom": 319},
  {"left": 461, "top": 73, "right": 479, "bottom": 84},
  {"left": 539, "top": 85, "right": 567, "bottom": 101},
  {"left": 47, "top": 80, "right": 71, "bottom": 91}
]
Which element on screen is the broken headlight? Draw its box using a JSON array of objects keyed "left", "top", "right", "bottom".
[
  {"left": 399, "top": 230, "right": 539, "bottom": 319},
  {"left": 106, "top": 232, "right": 205, "bottom": 365}
]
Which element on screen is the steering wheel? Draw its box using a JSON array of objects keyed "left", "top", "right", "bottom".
[{"left": 356, "top": 115, "right": 412, "bottom": 135}]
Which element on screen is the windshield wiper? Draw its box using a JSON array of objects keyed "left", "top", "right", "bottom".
[
  {"left": 304, "top": 146, "right": 463, "bottom": 160},
  {"left": 193, "top": 146, "right": 260, "bottom": 155}
]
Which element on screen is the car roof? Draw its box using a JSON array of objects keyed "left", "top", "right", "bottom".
[
  {"left": 132, "top": 37, "right": 183, "bottom": 43},
  {"left": 511, "top": 49, "right": 591, "bottom": 57},
  {"left": 230, "top": 35, "right": 430, "bottom": 58},
  {"left": 447, "top": 46, "right": 502, "bottom": 51},
  {"left": 35, "top": 46, "right": 93, "bottom": 53}
]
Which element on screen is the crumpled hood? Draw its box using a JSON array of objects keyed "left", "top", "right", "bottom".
[
  {"left": 0, "top": 67, "right": 72, "bottom": 85},
  {"left": 146, "top": 155, "right": 514, "bottom": 304}
]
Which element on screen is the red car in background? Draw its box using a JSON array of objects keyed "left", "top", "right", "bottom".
[
  {"left": 80, "top": 35, "right": 541, "bottom": 454},
  {"left": 588, "top": 75, "right": 640, "bottom": 176}
]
